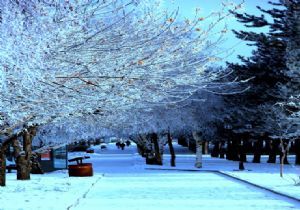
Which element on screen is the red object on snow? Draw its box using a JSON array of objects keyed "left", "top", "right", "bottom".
[{"left": 68, "top": 163, "right": 93, "bottom": 177}]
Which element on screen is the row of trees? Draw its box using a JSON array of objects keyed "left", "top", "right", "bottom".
[
  {"left": 124, "top": 0, "right": 300, "bottom": 169},
  {"left": 0, "top": 0, "right": 242, "bottom": 128},
  {"left": 0, "top": 0, "right": 244, "bottom": 186},
  {"left": 210, "top": 0, "right": 300, "bottom": 165},
  {"left": 2, "top": 0, "right": 298, "bottom": 186},
  {"left": 35, "top": 89, "right": 222, "bottom": 167}
]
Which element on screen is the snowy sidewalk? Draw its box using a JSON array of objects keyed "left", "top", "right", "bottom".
[{"left": 70, "top": 172, "right": 299, "bottom": 210}]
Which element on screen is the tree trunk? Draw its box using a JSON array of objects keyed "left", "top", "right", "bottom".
[
  {"left": 231, "top": 139, "right": 240, "bottom": 161},
  {"left": 0, "top": 135, "right": 18, "bottom": 186},
  {"left": 226, "top": 140, "right": 233, "bottom": 160},
  {"left": 167, "top": 131, "right": 176, "bottom": 167},
  {"left": 188, "top": 138, "right": 196, "bottom": 153},
  {"left": 30, "top": 153, "right": 44, "bottom": 174},
  {"left": 267, "top": 140, "right": 278, "bottom": 163},
  {"left": 295, "top": 139, "right": 300, "bottom": 165},
  {"left": 239, "top": 161, "right": 245, "bottom": 170},
  {"left": 195, "top": 140, "right": 202, "bottom": 168},
  {"left": 178, "top": 136, "right": 188, "bottom": 147},
  {"left": 0, "top": 145, "right": 8, "bottom": 186},
  {"left": 192, "top": 131, "right": 202, "bottom": 168},
  {"left": 227, "top": 139, "right": 239, "bottom": 161},
  {"left": 202, "top": 141, "right": 208, "bottom": 154},
  {"left": 220, "top": 141, "right": 225, "bottom": 159},
  {"left": 211, "top": 142, "right": 220, "bottom": 158},
  {"left": 16, "top": 155, "right": 30, "bottom": 180},
  {"left": 136, "top": 135, "right": 146, "bottom": 157},
  {"left": 240, "top": 140, "right": 247, "bottom": 162},
  {"left": 137, "top": 144, "right": 145, "bottom": 157},
  {"left": 279, "top": 140, "right": 289, "bottom": 165},
  {"left": 290, "top": 140, "right": 296, "bottom": 154},
  {"left": 151, "top": 133, "right": 162, "bottom": 165},
  {"left": 252, "top": 140, "right": 262, "bottom": 163},
  {"left": 11, "top": 136, "right": 34, "bottom": 177},
  {"left": 17, "top": 127, "right": 36, "bottom": 180},
  {"left": 279, "top": 140, "right": 290, "bottom": 177},
  {"left": 238, "top": 141, "right": 245, "bottom": 170}
]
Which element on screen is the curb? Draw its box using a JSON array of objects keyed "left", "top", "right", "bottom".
[{"left": 145, "top": 168, "right": 217, "bottom": 172}]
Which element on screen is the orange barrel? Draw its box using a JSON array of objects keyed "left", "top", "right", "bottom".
[{"left": 68, "top": 163, "right": 93, "bottom": 177}]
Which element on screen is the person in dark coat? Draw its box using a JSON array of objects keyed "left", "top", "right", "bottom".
[
  {"left": 126, "top": 140, "right": 131, "bottom": 147},
  {"left": 120, "top": 142, "right": 125, "bottom": 150}
]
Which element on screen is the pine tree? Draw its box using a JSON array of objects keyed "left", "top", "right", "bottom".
[
  {"left": 221, "top": 1, "right": 295, "bottom": 163},
  {"left": 280, "top": 0, "right": 300, "bottom": 164}
]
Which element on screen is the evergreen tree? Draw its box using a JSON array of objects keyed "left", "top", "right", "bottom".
[
  {"left": 279, "top": 0, "right": 300, "bottom": 164},
  {"left": 272, "top": 0, "right": 300, "bottom": 137},
  {"left": 221, "top": 1, "right": 299, "bottom": 162}
]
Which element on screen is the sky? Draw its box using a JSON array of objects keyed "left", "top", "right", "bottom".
[{"left": 163, "top": 0, "right": 277, "bottom": 64}]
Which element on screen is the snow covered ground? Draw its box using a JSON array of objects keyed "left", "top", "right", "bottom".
[
  {"left": 1, "top": 143, "right": 300, "bottom": 210},
  {"left": 1, "top": 171, "right": 101, "bottom": 209},
  {"left": 72, "top": 172, "right": 298, "bottom": 210}
]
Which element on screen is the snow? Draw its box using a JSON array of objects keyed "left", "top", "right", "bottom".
[
  {"left": 1, "top": 172, "right": 101, "bottom": 210},
  {"left": 72, "top": 173, "right": 297, "bottom": 210},
  {"left": 1, "top": 0, "right": 239, "bottom": 129},
  {"left": 1, "top": 143, "right": 300, "bottom": 210},
  {"left": 223, "top": 171, "right": 300, "bottom": 200}
]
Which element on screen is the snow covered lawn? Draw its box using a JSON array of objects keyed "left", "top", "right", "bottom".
[
  {"left": 223, "top": 171, "right": 300, "bottom": 201},
  {"left": 0, "top": 171, "right": 102, "bottom": 210}
]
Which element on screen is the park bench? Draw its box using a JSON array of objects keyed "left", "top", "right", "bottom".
[
  {"left": 68, "top": 156, "right": 90, "bottom": 165},
  {"left": 6, "top": 164, "right": 17, "bottom": 173}
]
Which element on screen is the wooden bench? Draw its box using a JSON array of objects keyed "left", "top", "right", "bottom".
[
  {"left": 6, "top": 164, "right": 17, "bottom": 173},
  {"left": 68, "top": 156, "right": 90, "bottom": 165}
]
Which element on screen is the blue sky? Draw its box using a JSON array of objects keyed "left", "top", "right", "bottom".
[{"left": 163, "top": 0, "right": 277, "bottom": 64}]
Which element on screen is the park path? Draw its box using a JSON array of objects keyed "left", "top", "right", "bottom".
[
  {"left": 71, "top": 172, "right": 299, "bottom": 210},
  {"left": 70, "top": 143, "right": 300, "bottom": 210}
]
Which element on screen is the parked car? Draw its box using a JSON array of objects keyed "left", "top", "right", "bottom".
[
  {"left": 69, "top": 142, "right": 89, "bottom": 152},
  {"left": 86, "top": 148, "right": 94, "bottom": 153},
  {"left": 100, "top": 143, "right": 107, "bottom": 150}
]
